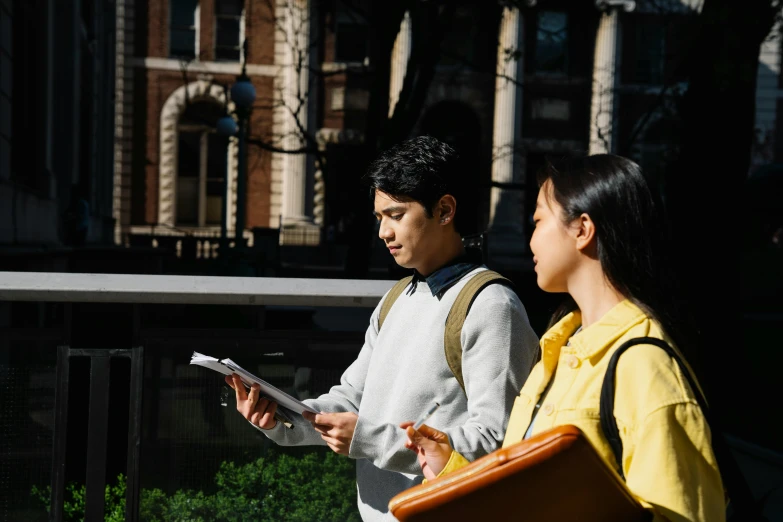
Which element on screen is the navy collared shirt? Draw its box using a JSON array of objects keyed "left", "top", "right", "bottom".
[{"left": 407, "top": 247, "right": 484, "bottom": 298}]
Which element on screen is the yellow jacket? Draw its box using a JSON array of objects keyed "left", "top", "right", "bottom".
[{"left": 438, "top": 300, "right": 725, "bottom": 522}]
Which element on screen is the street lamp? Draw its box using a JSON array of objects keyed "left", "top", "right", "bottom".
[
  {"left": 216, "top": 115, "right": 238, "bottom": 137},
  {"left": 216, "top": 39, "right": 255, "bottom": 245}
]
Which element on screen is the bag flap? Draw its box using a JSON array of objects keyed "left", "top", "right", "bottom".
[{"left": 389, "top": 425, "right": 650, "bottom": 522}]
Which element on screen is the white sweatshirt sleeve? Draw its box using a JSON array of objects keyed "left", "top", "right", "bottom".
[
  {"left": 348, "top": 285, "right": 538, "bottom": 473},
  {"left": 258, "top": 298, "right": 383, "bottom": 447},
  {"left": 442, "top": 287, "right": 538, "bottom": 461}
]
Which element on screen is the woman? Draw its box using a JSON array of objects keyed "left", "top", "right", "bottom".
[{"left": 402, "top": 154, "right": 725, "bottom": 522}]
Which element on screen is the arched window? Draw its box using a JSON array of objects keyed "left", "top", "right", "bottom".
[{"left": 176, "top": 101, "right": 228, "bottom": 227}]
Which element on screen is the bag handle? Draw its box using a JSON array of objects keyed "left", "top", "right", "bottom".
[{"left": 599, "top": 336, "right": 761, "bottom": 520}]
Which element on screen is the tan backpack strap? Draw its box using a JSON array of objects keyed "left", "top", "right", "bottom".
[
  {"left": 444, "top": 270, "right": 513, "bottom": 394},
  {"left": 378, "top": 276, "right": 414, "bottom": 330}
]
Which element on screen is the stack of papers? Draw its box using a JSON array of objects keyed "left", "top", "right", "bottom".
[{"left": 190, "top": 352, "right": 318, "bottom": 428}]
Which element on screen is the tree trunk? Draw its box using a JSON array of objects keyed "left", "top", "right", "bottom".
[
  {"left": 344, "top": 2, "right": 455, "bottom": 278},
  {"left": 342, "top": 3, "right": 406, "bottom": 279}
]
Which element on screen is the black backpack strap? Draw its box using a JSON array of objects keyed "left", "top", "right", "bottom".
[
  {"left": 599, "top": 337, "right": 705, "bottom": 475},
  {"left": 600, "top": 336, "right": 761, "bottom": 520}
]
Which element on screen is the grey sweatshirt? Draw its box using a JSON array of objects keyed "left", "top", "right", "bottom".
[{"left": 258, "top": 267, "right": 539, "bottom": 521}]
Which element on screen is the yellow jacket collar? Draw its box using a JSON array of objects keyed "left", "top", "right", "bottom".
[{"left": 541, "top": 300, "right": 649, "bottom": 361}]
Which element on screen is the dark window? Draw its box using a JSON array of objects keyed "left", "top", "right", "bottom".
[
  {"left": 215, "top": 0, "right": 242, "bottom": 62},
  {"left": 205, "top": 133, "right": 227, "bottom": 225},
  {"left": 440, "top": 7, "right": 477, "bottom": 67},
  {"left": 176, "top": 102, "right": 227, "bottom": 227},
  {"left": 663, "top": 17, "right": 691, "bottom": 83},
  {"left": 335, "top": 1, "right": 369, "bottom": 63},
  {"left": 622, "top": 15, "right": 690, "bottom": 85},
  {"left": 533, "top": 11, "right": 568, "bottom": 75},
  {"left": 522, "top": 84, "right": 591, "bottom": 142},
  {"left": 170, "top": 0, "right": 198, "bottom": 59},
  {"left": 634, "top": 19, "right": 665, "bottom": 84},
  {"left": 438, "top": 5, "right": 499, "bottom": 72},
  {"left": 176, "top": 131, "right": 201, "bottom": 225},
  {"left": 180, "top": 100, "right": 223, "bottom": 128}
]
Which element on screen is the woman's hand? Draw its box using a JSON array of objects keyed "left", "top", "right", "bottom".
[
  {"left": 400, "top": 422, "right": 454, "bottom": 480},
  {"left": 225, "top": 373, "right": 278, "bottom": 429}
]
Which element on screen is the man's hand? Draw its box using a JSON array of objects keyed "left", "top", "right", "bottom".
[
  {"left": 225, "top": 373, "right": 278, "bottom": 430},
  {"left": 303, "top": 411, "right": 358, "bottom": 455},
  {"left": 400, "top": 422, "right": 453, "bottom": 480}
]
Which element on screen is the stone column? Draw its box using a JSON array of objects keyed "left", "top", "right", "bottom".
[
  {"left": 588, "top": 1, "right": 635, "bottom": 154},
  {"left": 280, "top": 0, "right": 312, "bottom": 226},
  {"left": 487, "top": 6, "right": 526, "bottom": 265},
  {"left": 389, "top": 11, "right": 412, "bottom": 117}
]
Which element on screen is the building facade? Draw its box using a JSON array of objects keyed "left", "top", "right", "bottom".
[
  {"left": 115, "top": 0, "right": 781, "bottom": 269},
  {"left": 0, "top": 0, "right": 117, "bottom": 270}
]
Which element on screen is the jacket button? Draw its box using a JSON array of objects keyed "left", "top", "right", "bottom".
[
  {"left": 543, "top": 403, "right": 554, "bottom": 416},
  {"left": 567, "top": 355, "right": 580, "bottom": 369}
]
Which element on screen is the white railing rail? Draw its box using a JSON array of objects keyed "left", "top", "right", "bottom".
[{"left": 0, "top": 272, "right": 395, "bottom": 308}]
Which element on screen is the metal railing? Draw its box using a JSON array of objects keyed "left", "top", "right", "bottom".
[
  {"left": 0, "top": 272, "right": 395, "bottom": 521},
  {"left": 0, "top": 271, "right": 393, "bottom": 306}
]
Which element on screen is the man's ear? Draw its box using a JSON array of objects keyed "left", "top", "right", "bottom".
[
  {"left": 436, "top": 195, "right": 457, "bottom": 225},
  {"left": 574, "top": 213, "right": 596, "bottom": 252}
]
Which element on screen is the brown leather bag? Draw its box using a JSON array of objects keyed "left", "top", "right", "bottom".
[{"left": 388, "top": 425, "right": 651, "bottom": 522}]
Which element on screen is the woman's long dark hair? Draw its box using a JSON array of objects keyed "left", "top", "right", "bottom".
[{"left": 538, "top": 154, "right": 699, "bottom": 367}]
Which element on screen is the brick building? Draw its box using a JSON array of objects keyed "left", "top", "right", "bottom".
[{"left": 113, "top": 0, "right": 783, "bottom": 269}]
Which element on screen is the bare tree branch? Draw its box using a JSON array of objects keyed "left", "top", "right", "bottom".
[{"left": 246, "top": 138, "right": 318, "bottom": 155}]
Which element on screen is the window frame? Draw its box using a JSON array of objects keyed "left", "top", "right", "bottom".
[
  {"left": 176, "top": 124, "right": 227, "bottom": 228},
  {"left": 333, "top": 0, "right": 370, "bottom": 64},
  {"left": 214, "top": 0, "right": 245, "bottom": 63},
  {"left": 169, "top": 0, "right": 200, "bottom": 60},
  {"left": 632, "top": 17, "right": 666, "bottom": 85},
  {"left": 531, "top": 10, "right": 569, "bottom": 77}
]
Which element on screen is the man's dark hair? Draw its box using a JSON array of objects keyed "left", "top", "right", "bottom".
[{"left": 364, "top": 135, "right": 466, "bottom": 233}]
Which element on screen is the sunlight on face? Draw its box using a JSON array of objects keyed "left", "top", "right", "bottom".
[
  {"left": 373, "top": 190, "right": 439, "bottom": 272},
  {"left": 529, "top": 181, "right": 579, "bottom": 293}
]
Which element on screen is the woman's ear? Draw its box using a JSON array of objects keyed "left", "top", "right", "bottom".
[
  {"left": 437, "top": 195, "right": 457, "bottom": 225},
  {"left": 574, "top": 213, "right": 596, "bottom": 252}
]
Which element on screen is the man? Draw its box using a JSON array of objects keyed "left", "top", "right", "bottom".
[{"left": 227, "top": 135, "right": 539, "bottom": 521}]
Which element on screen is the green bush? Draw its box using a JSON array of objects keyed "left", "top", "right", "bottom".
[
  {"left": 32, "top": 450, "right": 360, "bottom": 522},
  {"left": 31, "top": 474, "right": 126, "bottom": 522}
]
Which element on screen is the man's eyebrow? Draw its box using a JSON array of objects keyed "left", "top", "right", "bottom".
[{"left": 374, "top": 205, "right": 406, "bottom": 215}]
